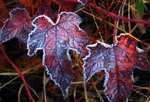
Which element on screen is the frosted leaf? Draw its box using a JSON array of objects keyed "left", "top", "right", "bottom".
[{"left": 27, "top": 12, "right": 88, "bottom": 97}]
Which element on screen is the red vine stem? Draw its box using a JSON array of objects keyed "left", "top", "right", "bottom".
[
  {"left": 0, "top": 45, "right": 35, "bottom": 102},
  {"left": 87, "top": 3, "right": 150, "bottom": 25}
]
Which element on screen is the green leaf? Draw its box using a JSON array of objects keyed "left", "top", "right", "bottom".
[{"left": 136, "top": 0, "right": 144, "bottom": 17}]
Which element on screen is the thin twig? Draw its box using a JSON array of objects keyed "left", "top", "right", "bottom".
[
  {"left": 0, "top": 63, "right": 41, "bottom": 89},
  {"left": 81, "top": 10, "right": 126, "bottom": 33},
  {"left": 89, "top": 7, "right": 104, "bottom": 42},
  {"left": 113, "top": 19, "right": 117, "bottom": 44},
  {"left": 18, "top": 84, "right": 24, "bottom": 102},
  {"left": 121, "top": 0, "right": 126, "bottom": 30},
  {"left": 92, "top": 83, "right": 104, "bottom": 102},
  {"left": 128, "top": 1, "right": 131, "bottom": 32},
  {"left": 0, "top": 45, "right": 35, "bottom": 102},
  {"left": 84, "top": 81, "right": 89, "bottom": 102},
  {"left": 87, "top": 3, "right": 150, "bottom": 24},
  {"left": 81, "top": 10, "right": 149, "bottom": 46},
  {"left": 73, "top": 85, "right": 78, "bottom": 102},
  {"left": 43, "top": 71, "right": 47, "bottom": 102}
]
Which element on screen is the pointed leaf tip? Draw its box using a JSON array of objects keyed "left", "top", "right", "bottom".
[{"left": 27, "top": 12, "right": 88, "bottom": 97}]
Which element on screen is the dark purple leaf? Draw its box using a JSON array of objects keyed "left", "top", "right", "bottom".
[
  {"left": 83, "top": 34, "right": 150, "bottom": 102},
  {"left": 36, "top": 1, "right": 58, "bottom": 21},
  {"left": 27, "top": 12, "right": 88, "bottom": 97},
  {"left": 0, "top": 8, "right": 33, "bottom": 43}
]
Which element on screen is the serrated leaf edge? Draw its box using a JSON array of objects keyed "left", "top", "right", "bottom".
[
  {"left": 0, "top": 7, "right": 31, "bottom": 43},
  {"left": 27, "top": 11, "right": 84, "bottom": 56},
  {"left": 82, "top": 40, "right": 112, "bottom": 100},
  {"left": 83, "top": 33, "right": 145, "bottom": 102},
  {"left": 27, "top": 11, "right": 84, "bottom": 97},
  {"left": 83, "top": 40, "right": 112, "bottom": 82},
  {"left": 83, "top": 33, "right": 144, "bottom": 82}
]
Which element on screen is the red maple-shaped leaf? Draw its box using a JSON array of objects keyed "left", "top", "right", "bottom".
[
  {"left": 83, "top": 34, "right": 150, "bottom": 102},
  {"left": 0, "top": 8, "right": 33, "bottom": 43},
  {"left": 27, "top": 12, "right": 88, "bottom": 97}
]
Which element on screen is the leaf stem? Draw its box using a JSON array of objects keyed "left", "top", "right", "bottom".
[{"left": 0, "top": 45, "right": 35, "bottom": 102}]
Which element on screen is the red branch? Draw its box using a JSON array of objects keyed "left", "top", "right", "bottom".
[
  {"left": 0, "top": 45, "right": 35, "bottom": 102},
  {"left": 88, "top": 3, "right": 150, "bottom": 25}
]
